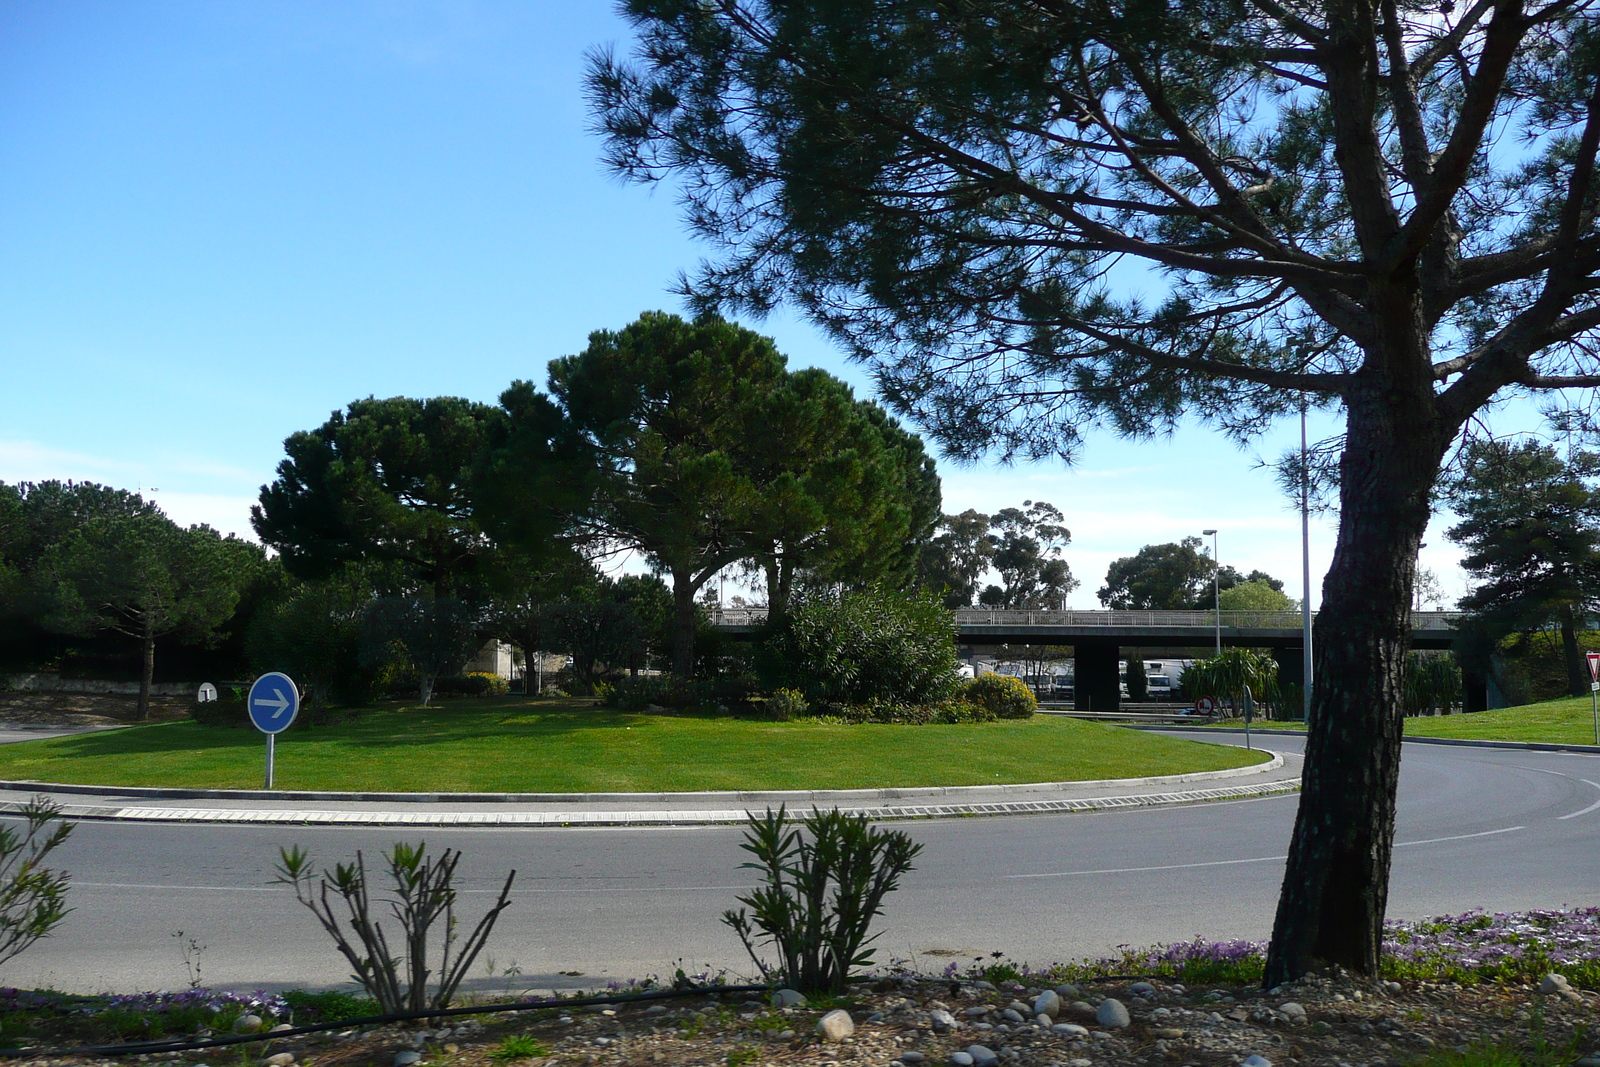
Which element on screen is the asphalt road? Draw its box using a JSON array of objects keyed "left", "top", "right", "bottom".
[{"left": 4, "top": 735, "right": 1598, "bottom": 994}]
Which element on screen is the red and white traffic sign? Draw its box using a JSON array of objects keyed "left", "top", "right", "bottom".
[{"left": 1588, "top": 651, "right": 1599, "bottom": 682}]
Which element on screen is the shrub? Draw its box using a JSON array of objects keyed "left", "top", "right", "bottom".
[
  {"left": 188, "top": 686, "right": 249, "bottom": 728},
  {"left": 433, "top": 672, "right": 511, "bottom": 698},
  {"left": 0, "top": 797, "right": 74, "bottom": 972},
  {"left": 274, "top": 841, "right": 515, "bottom": 1015},
  {"left": 723, "top": 806, "right": 922, "bottom": 993},
  {"left": 963, "top": 673, "right": 1037, "bottom": 719},
  {"left": 602, "top": 675, "right": 711, "bottom": 710},
  {"left": 763, "top": 687, "right": 808, "bottom": 721},
  {"left": 761, "top": 586, "right": 960, "bottom": 708}
]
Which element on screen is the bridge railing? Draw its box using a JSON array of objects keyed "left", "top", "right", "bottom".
[{"left": 708, "top": 606, "right": 1466, "bottom": 630}]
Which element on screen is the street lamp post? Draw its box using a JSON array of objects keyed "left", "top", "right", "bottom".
[{"left": 1203, "top": 528, "right": 1220, "bottom": 656}]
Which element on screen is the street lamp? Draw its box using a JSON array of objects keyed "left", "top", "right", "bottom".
[{"left": 1202, "top": 529, "right": 1220, "bottom": 655}]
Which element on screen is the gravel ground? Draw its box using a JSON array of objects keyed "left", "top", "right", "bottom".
[{"left": 11, "top": 970, "right": 1593, "bottom": 1067}]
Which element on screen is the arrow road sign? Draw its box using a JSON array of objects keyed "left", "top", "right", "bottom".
[{"left": 248, "top": 672, "right": 300, "bottom": 734}]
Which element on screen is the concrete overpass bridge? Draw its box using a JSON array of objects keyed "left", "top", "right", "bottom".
[{"left": 710, "top": 607, "right": 1471, "bottom": 711}]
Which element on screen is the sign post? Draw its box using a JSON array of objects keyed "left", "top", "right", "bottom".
[
  {"left": 1241, "top": 685, "right": 1255, "bottom": 751},
  {"left": 1587, "top": 652, "right": 1600, "bottom": 746},
  {"left": 248, "top": 672, "right": 300, "bottom": 789}
]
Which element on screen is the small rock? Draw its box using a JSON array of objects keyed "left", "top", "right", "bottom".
[
  {"left": 1055, "top": 983, "right": 1081, "bottom": 999},
  {"left": 1067, "top": 1001, "right": 1096, "bottom": 1020},
  {"left": 1001, "top": 1009, "right": 1024, "bottom": 1024},
  {"left": 1129, "top": 982, "right": 1155, "bottom": 996},
  {"left": 1034, "top": 990, "right": 1062, "bottom": 1018},
  {"left": 1540, "top": 973, "right": 1574, "bottom": 996},
  {"left": 966, "top": 1045, "right": 999, "bottom": 1067},
  {"left": 965, "top": 1006, "right": 991, "bottom": 1018},
  {"left": 1007, "top": 1000, "right": 1031, "bottom": 1015},
  {"left": 1571, "top": 1056, "right": 1600, "bottom": 1067},
  {"left": 817, "top": 1009, "right": 855, "bottom": 1042},
  {"left": 264, "top": 1056, "right": 294, "bottom": 1067},
  {"left": 1278, "top": 1002, "right": 1307, "bottom": 1020},
  {"left": 442, "top": 1045, "right": 458, "bottom": 1055},
  {"left": 1383, "top": 980, "right": 1403, "bottom": 994},
  {"left": 949, "top": 1054, "right": 975, "bottom": 1067},
  {"left": 778, "top": 1030, "right": 795, "bottom": 1040},
  {"left": 1036, "top": 1013, "right": 1053, "bottom": 1027},
  {"left": 972, "top": 981, "right": 998, "bottom": 991},
  {"left": 393, "top": 1054, "right": 422, "bottom": 1067},
  {"left": 269, "top": 1025, "right": 294, "bottom": 1034},
  {"left": 930, "top": 1010, "right": 959, "bottom": 1034},
  {"left": 1153, "top": 1028, "right": 1184, "bottom": 1039},
  {"left": 1069, "top": 1060, "right": 1092, "bottom": 1067},
  {"left": 1095, "top": 999, "right": 1131, "bottom": 1029},
  {"left": 901, "top": 1054, "right": 927, "bottom": 1065},
  {"left": 772, "top": 988, "right": 807, "bottom": 1007},
  {"left": 1052, "top": 1023, "right": 1089, "bottom": 1038},
  {"left": 232, "top": 1016, "right": 265, "bottom": 1035},
  {"left": 1242, "top": 1056, "right": 1272, "bottom": 1067}
]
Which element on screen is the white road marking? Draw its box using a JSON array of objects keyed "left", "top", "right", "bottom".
[
  {"left": 1558, "top": 780, "right": 1600, "bottom": 820},
  {"left": 77, "top": 881, "right": 280, "bottom": 892},
  {"left": 1394, "top": 826, "right": 1524, "bottom": 846}
]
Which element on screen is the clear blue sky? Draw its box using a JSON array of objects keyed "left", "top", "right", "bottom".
[{"left": 1, "top": 1, "right": 1511, "bottom": 607}]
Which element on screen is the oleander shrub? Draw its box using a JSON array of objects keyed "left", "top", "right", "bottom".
[
  {"left": 761, "top": 586, "right": 960, "bottom": 708},
  {"left": 963, "top": 673, "right": 1037, "bottom": 719}
]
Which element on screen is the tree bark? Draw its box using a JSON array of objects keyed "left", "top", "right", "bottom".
[
  {"left": 1560, "top": 604, "right": 1585, "bottom": 698},
  {"left": 1264, "top": 376, "right": 1452, "bottom": 985},
  {"left": 138, "top": 623, "right": 155, "bottom": 723},
  {"left": 672, "top": 570, "right": 698, "bottom": 678}
]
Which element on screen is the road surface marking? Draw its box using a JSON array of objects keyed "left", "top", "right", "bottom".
[
  {"left": 1394, "top": 826, "right": 1523, "bottom": 846},
  {"left": 1558, "top": 781, "right": 1600, "bottom": 820}
]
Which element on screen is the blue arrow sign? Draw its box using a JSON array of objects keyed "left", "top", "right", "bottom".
[{"left": 248, "top": 672, "right": 300, "bottom": 734}]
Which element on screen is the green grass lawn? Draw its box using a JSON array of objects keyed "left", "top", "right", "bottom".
[
  {"left": 1202, "top": 694, "right": 1600, "bottom": 745},
  {"left": 0, "top": 697, "right": 1269, "bottom": 792}
]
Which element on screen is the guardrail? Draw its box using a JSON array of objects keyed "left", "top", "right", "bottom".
[{"left": 708, "top": 607, "right": 1466, "bottom": 630}]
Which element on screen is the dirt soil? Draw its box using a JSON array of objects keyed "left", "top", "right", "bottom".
[
  {"left": 11, "top": 971, "right": 1595, "bottom": 1067},
  {"left": 0, "top": 691, "right": 190, "bottom": 725}
]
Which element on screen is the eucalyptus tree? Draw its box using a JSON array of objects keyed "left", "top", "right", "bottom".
[
  {"left": 591, "top": 0, "right": 1600, "bottom": 981},
  {"left": 979, "top": 500, "right": 1078, "bottom": 608}
]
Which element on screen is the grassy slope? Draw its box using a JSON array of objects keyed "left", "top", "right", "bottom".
[
  {"left": 1198, "top": 694, "right": 1600, "bottom": 745},
  {"left": 0, "top": 698, "right": 1268, "bottom": 792}
]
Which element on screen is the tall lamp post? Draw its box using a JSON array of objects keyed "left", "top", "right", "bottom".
[{"left": 1203, "top": 528, "right": 1220, "bottom": 656}]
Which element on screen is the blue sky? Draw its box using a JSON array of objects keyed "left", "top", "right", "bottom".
[{"left": 0, "top": 1, "right": 1503, "bottom": 608}]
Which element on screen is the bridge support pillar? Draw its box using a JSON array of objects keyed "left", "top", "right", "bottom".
[
  {"left": 1273, "top": 647, "right": 1304, "bottom": 689},
  {"left": 1074, "top": 644, "right": 1120, "bottom": 713},
  {"left": 1462, "top": 663, "right": 1488, "bottom": 713}
]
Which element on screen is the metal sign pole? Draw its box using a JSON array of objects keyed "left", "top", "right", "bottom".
[
  {"left": 265, "top": 733, "right": 276, "bottom": 789},
  {"left": 1587, "top": 652, "right": 1600, "bottom": 745},
  {"left": 1242, "top": 684, "right": 1254, "bottom": 750}
]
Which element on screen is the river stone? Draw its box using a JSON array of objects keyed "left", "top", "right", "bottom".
[
  {"left": 966, "top": 1045, "right": 999, "bottom": 1067},
  {"left": 817, "top": 1009, "right": 854, "bottom": 1042},
  {"left": 1055, "top": 983, "right": 1081, "bottom": 999},
  {"left": 949, "top": 1054, "right": 975, "bottom": 1067},
  {"left": 1053, "top": 1023, "right": 1089, "bottom": 1038},
  {"left": 1066, "top": 1000, "right": 1096, "bottom": 1020},
  {"left": 233, "top": 1015, "right": 265, "bottom": 1035},
  {"left": 772, "top": 988, "right": 807, "bottom": 1007},
  {"left": 1035, "top": 1014, "right": 1053, "bottom": 1027},
  {"left": 1540, "top": 974, "right": 1574, "bottom": 996},
  {"left": 1242, "top": 1056, "right": 1273, "bottom": 1067},
  {"left": 393, "top": 1054, "right": 422, "bottom": 1067},
  {"left": 1001, "top": 1009, "right": 1024, "bottom": 1023},
  {"left": 930, "top": 1010, "right": 959, "bottom": 1034},
  {"left": 264, "top": 1056, "right": 294, "bottom": 1067},
  {"left": 1278, "top": 1002, "right": 1307, "bottom": 1020},
  {"left": 1096, "top": 998, "right": 1131, "bottom": 1028},
  {"left": 900, "top": 1054, "right": 927, "bottom": 1065},
  {"left": 1034, "top": 990, "right": 1062, "bottom": 1018},
  {"left": 965, "top": 1006, "right": 991, "bottom": 1018},
  {"left": 1129, "top": 981, "right": 1155, "bottom": 996}
]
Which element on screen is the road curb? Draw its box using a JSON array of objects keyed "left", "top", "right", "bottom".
[
  {"left": 1137, "top": 724, "right": 1600, "bottom": 755},
  {"left": 0, "top": 751, "right": 1283, "bottom": 804},
  {"left": 0, "top": 772, "right": 1301, "bottom": 827}
]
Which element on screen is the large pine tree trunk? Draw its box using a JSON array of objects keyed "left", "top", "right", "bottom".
[
  {"left": 138, "top": 623, "right": 155, "bottom": 723},
  {"left": 1560, "top": 605, "right": 1585, "bottom": 698},
  {"left": 1264, "top": 380, "right": 1451, "bottom": 985},
  {"left": 672, "top": 570, "right": 698, "bottom": 678}
]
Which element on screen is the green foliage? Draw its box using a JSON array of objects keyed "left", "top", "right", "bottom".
[
  {"left": 252, "top": 395, "right": 507, "bottom": 598},
  {"left": 280, "top": 989, "right": 378, "bottom": 1023},
  {"left": 1124, "top": 654, "right": 1149, "bottom": 702},
  {"left": 188, "top": 687, "right": 249, "bottom": 728},
  {"left": 1218, "top": 579, "right": 1295, "bottom": 611},
  {"left": 1100, "top": 538, "right": 1215, "bottom": 610},
  {"left": 763, "top": 686, "right": 808, "bottom": 721},
  {"left": 1404, "top": 652, "right": 1462, "bottom": 716},
  {"left": 978, "top": 502, "right": 1077, "bottom": 609},
  {"left": 1180, "top": 649, "right": 1281, "bottom": 716},
  {"left": 274, "top": 841, "right": 515, "bottom": 1015},
  {"left": 761, "top": 585, "right": 959, "bottom": 708},
  {"left": 917, "top": 509, "right": 994, "bottom": 608},
  {"left": 0, "top": 796, "right": 74, "bottom": 972},
  {"left": 962, "top": 673, "right": 1037, "bottom": 719},
  {"left": 433, "top": 672, "right": 511, "bottom": 697},
  {"left": 247, "top": 566, "right": 390, "bottom": 710},
  {"left": 1446, "top": 440, "right": 1600, "bottom": 697},
  {"left": 360, "top": 596, "right": 483, "bottom": 706},
  {"left": 490, "top": 1035, "right": 551, "bottom": 1061},
  {"left": 722, "top": 806, "right": 923, "bottom": 993}
]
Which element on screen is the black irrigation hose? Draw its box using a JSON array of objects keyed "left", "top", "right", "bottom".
[{"left": 0, "top": 983, "right": 773, "bottom": 1060}]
